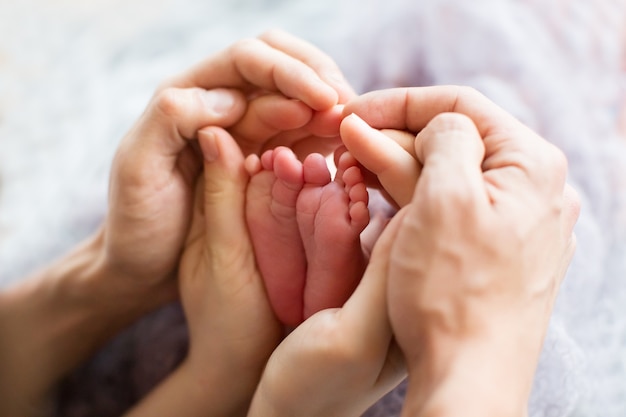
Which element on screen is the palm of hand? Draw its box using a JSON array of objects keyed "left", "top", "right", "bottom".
[{"left": 104, "top": 137, "right": 201, "bottom": 293}]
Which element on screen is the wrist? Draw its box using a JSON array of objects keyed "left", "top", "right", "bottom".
[
  {"left": 0, "top": 234, "right": 105, "bottom": 416},
  {"left": 96, "top": 225, "right": 178, "bottom": 309},
  {"left": 402, "top": 331, "right": 537, "bottom": 417},
  {"left": 125, "top": 358, "right": 253, "bottom": 417},
  {"left": 185, "top": 350, "right": 263, "bottom": 416},
  {"left": 0, "top": 230, "right": 172, "bottom": 416}
]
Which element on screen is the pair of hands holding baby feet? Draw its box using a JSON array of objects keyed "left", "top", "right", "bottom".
[
  {"left": 114, "top": 30, "right": 392, "bottom": 417},
  {"left": 0, "top": 26, "right": 578, "bottom": 417},
  {"left": 103, "top": 29, "right": 578, "bottom": 417}
]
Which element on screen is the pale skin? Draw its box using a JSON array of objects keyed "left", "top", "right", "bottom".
[
  {"left": 245, "top": 145, "right": 369, "bottom": 326},
  {"left": 0, "top": 30, "right": 355, "bottom": 417},
  {"left": 123, "top": 125, "right": 280, "bottom": 417},
  {"left": 0, "top": 36, "right": 582, "bottom": 417},
  {"left": 117, "top": 31, "right": 357, "bottom": 417},
  {"left": 247, "top": 84, "right": 578, "bottom": 417},
  {"left": 135, "top": 83, "right": 578, "bottom": 417},
  {"left": 138, "top": 127, "right": 405, "bottom": 417},
  {"left": 340, "top": 86, "right": 580, "bottom": 417},
  {"left": 90, "top": 85, "right": 583, "bottom": 417}
]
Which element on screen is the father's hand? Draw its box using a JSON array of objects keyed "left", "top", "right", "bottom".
[{"left": 342, "top": 86, "right": 580, "bottom": 416}]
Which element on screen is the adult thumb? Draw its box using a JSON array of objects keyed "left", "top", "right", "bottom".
[
  {"left": 197, "top": 127, "right": 253, "bottom": 264},
  {"left": 412, "top": 112, "right": 487, "bottom": 207}
]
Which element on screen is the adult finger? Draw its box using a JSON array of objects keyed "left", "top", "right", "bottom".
[
  {"left": 410, "top": 113, "right": 488, "bottom": 214},
  {"left": 195, "top": 127, "right": 283, "bottom": 350},
  {"left": 340, "top": 204, "right": 404, "bottom": 358},
  {"left": 197, "top": 127, "right": 257, "bottom": 279},
  {"left": 229, "top": 93, "right": 314, "bottom": 154},
  {"left": 343, "top": 86, "right": 520, "bottom": 137},
  {"left": 380, "top": 128, "right": 417, "bottom": 158},
  {"left": 338, "top": 207, "right": 408, "bottom": 405},
  {"left": 168, "top": 36, "right": 339, "bottom": 111},
  {"left": 259, "top": 106, "right": 344, "bottom": 157},
  {"left": 341, "top": 113, "right": 420, "bottom": 207},
  {"left": 343, "top": 86, "right": 556, "bottom": 189},
  {"left": 228, "top": 94, "right": 343, "bottom": 154},
  {"left": 258, "top": 29, "right": 356, "bottom": 102},
  {"left": 131, "top": 87, "right": 246, "bottom": 160}
]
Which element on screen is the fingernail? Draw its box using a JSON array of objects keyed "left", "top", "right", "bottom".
[
  {"left": 200, "top": 88, "right": 236, "bottom": 116},
  {"left": 199, "top": 129, "right": 219, "bottom": 162}
]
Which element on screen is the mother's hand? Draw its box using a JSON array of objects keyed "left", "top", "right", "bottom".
[{"left": 101, "top": 30, "right": 354, "bottom": 311}]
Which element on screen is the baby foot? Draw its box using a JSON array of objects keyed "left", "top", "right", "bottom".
[
  {"left": 247, "top": 147, "right": 369, "bottom": 326},
  {"left": 297, "top": 149, "right": 369, "bottom": 320},
  {"left": 246, "top": 147, "right": 307, "bottom": 326}
]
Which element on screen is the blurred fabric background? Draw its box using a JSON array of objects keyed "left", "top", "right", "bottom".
[{"left": 1, "top": 1, "right": 626, "bottom": 416}]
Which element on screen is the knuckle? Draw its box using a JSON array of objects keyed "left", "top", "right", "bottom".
[
  {"left": 434, "top": 85, "right": 487, "bottom": 121},
  {"left": 513, "top": 145, "right": 536, "bottom": 170},
  {"left": 562, "top": 183, "right": 582, "bottom": 230},
  {"left": 426, "top": 114, "right": 481, "bottom": 148},
  {"left": 229, "top": 37, "right": 263, "bottom": 58},
  {"left": 304, "top": 313, "right": 369, "bottom": 366},
  {"left": 154, "top": 77, "right": 174, "bottom": 93},
  {"left": 569, "top": 233, "right": 578, "bottom": 253},
  {"left": 429, "top": 112, "right": 474, "bottom": 131},
  {"left": 454, "top": 85, "right": 484, "bottom": 103},
  {"left": 258, "top": 28, "right": 285, "bottom": 42},
  {"left": 528, "top": 142, "right": 568, "bottom": 190},
  {"left": 153, "top": 87, "right": 184, "bottom": 118},
  {"left": 549, "top": 144, "right": 569, "bottom": 175},
  {"left": 564, "top": 184, "right": 581, "bottom": 214}
]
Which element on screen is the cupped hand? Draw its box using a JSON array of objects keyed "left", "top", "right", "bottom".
[
  {"left": 248, "top": 207, "right": 407, "bottom": 417},
  {"left": 100, "top": 30, "right": 354, "bottom": 306},
  {"left": 172, "top": 126, "right": 282, "bottom": 416},
  {"left": 340, "top": 86, "right": 580, "bottom": 415}
]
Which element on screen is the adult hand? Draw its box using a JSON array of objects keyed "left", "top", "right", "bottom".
[
  {"left": 341, "top": 86, "right": 580, "bottom": 416},
  {"left": 0, "top": 30, "right": 355, "bottom": 417},
  {"left": 100, "top": 30, "right": 354, "bottom": 308},
  {"left": 180, "top": 125, "right": 283, "bottom": 416},
  {"left": 124, "top": 126, "right": 281, "bottom": 417}
]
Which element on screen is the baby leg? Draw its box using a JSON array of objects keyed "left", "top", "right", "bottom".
[
  {"left": 297, "top": 150, "right": 369, "bottom": 320},
  {"left": 246, "top": 147, "right": 307, "bottom": 326}
]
